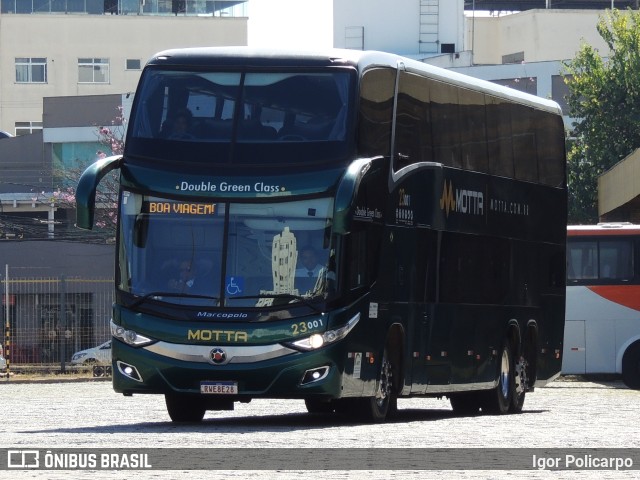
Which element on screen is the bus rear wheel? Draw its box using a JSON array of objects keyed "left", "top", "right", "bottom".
[
  {"left": 482, "top": 342, "right": 514, "bottom": 414},
  {"left": 622, "top": 342, "right": 640, "bottom": 390},
  {"left": 165, "top": 394, "right": 206, "bottom": 422},
  {"left": 510, "top": 354, "right": 527, "bottom": 413}
]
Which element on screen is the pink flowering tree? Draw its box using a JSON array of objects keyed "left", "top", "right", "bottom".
[
  {"left": 33, "top": 107, "right": 125, "bottom": 239},
  {"left": 96, "top": 105, "right": 126, "bottom": 156},
  {"left": 89, "top": 107, "right": 125, "bottom": 232}
]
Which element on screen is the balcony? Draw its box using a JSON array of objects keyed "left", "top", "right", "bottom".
[{"left": 0, "top": 0, "right": 248, "bottom": 17}]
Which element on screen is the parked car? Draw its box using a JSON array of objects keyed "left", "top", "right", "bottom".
[
  {"left": 0, "top": 343, "right": 6, "bottom": 372},
  {"left": 70, "top": 341, "right": 111, "bottom": 365}
]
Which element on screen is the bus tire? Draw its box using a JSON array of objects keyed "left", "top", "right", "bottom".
[
  {"left": 510, "top": 374, "right": 526, "bottom": 413},
  {"left": 510, "top": 353, "right": 528, "bottom": 413},
  {"left": 358, "top": 346, "right": 394, "bottom": 422},
  {"left": 165, "top": 394, "right": 206, "bottom": 422},
  {"left": 621, "top": 342, "right": 640, "bottom": 390},
  {"left": 482, "top": 341, "right": 513, "bottom": 414}
]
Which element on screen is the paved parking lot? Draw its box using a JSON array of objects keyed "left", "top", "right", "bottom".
[{"left": 0, "top": 376, "right": 638, "bottom": 479}]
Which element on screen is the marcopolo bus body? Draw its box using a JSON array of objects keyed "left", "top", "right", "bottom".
[
  {"left": 564, "top": 223, "right": 640, "bottom": 388},
  {"left": 76, "top": 47, "right": 567, "bottom": 422}
]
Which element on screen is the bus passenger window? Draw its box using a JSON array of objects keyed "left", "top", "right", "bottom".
[
  {"left": 600, "top": 240, "right": 633, "bottom": 281},
  {"left": 394, "top": 71, "right": 431, "bottom": 170},
  {"left": 431, "top": 81, "right": 461, "bottom": 168},
  {"left": 358, "top": 67, "right": 394, "bottom": 157},
  {"left": 566, "top": 241, "right": 597, "bottom": 281},
  {"left": 458, "top": 88, "right": 488, "bottom": 173},
  {"left": 486, "top": 96, "right": 514, "bottom": 178}
]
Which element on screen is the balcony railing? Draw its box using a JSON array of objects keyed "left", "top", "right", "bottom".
[{"left": 0, "top": 0, "right": 247, "bottom": 17}]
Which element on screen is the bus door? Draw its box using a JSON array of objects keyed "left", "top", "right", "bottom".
[
  {"left": 562, "top": 316, "right": 586, "bottom": 374},
  {"left": 406, "top": 228, "right": 438, "bottom": 394}
]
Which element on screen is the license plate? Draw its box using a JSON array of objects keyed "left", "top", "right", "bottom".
[{"left": 200, "top": 381, "right": 238, "bottom": 395}]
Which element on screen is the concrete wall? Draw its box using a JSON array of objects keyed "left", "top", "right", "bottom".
[
  {"left": 466, "top": 9, "right": 607, "bottom": 64},
  {"left": 0, "top": 131, "right": 49, "bottom": 193},
  {"left": 599, "top": 149, "right": 640, "bottom": 222}
]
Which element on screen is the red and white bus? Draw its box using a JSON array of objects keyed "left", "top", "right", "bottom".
[{"left": 564, "top": 223, "right": 640, "bottom": 388}]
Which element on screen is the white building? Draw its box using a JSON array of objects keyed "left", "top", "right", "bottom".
[
  {"left": 0, "top": 1, "right": 248, "bottom": 136},
  {"left": 333, "top": 0, "right": 465, "bottom": 57}
]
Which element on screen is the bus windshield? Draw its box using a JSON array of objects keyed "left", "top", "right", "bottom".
[
  {"left": 129, "top": 69, "right": 351, "bottom": 145},
  {"left": 118, "top": 191, "right": 337, "bottom": 309}
]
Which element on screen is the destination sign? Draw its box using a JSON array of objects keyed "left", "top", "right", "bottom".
[{"left": 144, "top": 201, "right": 217, "bottom": 216}]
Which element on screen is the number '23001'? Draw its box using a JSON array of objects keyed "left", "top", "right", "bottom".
[{"left": 291, "top": 319, "right": 324, "bottom": 336}]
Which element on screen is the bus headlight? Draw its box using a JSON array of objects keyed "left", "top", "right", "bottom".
[
  {"left": 288, "top": 313, "right": 360, "bottom": 351},
  {"left": 110, "top": 320, "right": 154, "bottom": 347}
]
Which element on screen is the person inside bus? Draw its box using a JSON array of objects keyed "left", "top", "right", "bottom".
[
  {"left": 295, "top": 246, "right": 323, "bottom": 279},
  {"left": 168, "top": 258, "right": 215, "bottom": 291},
  {"left": 161, "top": 108, "right": 194, "bottom": 140},
  {"left": 166, "top": 260, "right": 199, "bottom": 291}
]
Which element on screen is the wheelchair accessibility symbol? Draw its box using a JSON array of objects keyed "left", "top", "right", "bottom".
[{"left": 225, "top": 276, "right": 244, "bottom": 296}]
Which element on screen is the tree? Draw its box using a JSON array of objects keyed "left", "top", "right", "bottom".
[
  {"left": 563, "top": 9, "right": 640, "bottom": 223},
  {"left": 31, "top": 107, "right": 124, "bottom": 241}
]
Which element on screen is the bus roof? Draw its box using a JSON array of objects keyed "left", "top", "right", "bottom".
[
  {"left": 147, "top": 46, "right": 563, "bottom": 116},
  {"left": 568, "top": 223, "right": 640, "bottom": 236}
]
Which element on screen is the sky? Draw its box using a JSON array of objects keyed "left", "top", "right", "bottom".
[{"left": 248, "top": 0, "right": 333, "bottom": 49}]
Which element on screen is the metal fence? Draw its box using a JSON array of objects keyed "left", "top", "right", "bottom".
[{"left": 1, "top": 276, "right": 113, "bottom": 368}]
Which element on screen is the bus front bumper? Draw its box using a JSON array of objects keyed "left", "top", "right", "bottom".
[{"left": 111, "top": 338, "right": 355, "bottom": 399}]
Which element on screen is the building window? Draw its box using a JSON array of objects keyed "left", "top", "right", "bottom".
[
  {"left": 78, "top": 58, "right": 110, "bottom": 83},
  {"left": 126, "top": 59, "right": 142, "bottom": 70},
  {"left": 441, "top": 43, "right": 455, "bottom": 54},
  {"left": 552, "top": 74, "right": 571, "bottom": 113},
  {"left": 15, "top": 121, "right": 43, "bottom": 136},
  {"left": 15, "top": 58, "right": 47, "bottom": 83},
  {"left": 492, "top": 77, "right": 537, "bottom": 95},
  {"left": 502, "top": 52, "right": 525, "bottom": 64}
]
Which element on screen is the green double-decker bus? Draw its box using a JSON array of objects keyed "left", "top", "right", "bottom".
[{"left": 77, "top": 47, "right": 567, "bottom": 422}]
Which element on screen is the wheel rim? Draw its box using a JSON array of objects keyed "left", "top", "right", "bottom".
[
  {"left": 375, "top": 351, "right": 392, "bottom": 408},
  {"left": 499, "top": 348, "right": 510, "bottom": 399}
]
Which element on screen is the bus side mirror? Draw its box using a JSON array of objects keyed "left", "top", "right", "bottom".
[{"left": 76, "top": 155, "right": 122, "bottom": 230}]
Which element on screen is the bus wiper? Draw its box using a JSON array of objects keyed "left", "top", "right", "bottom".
[
  {"left": 128, "top": 292, "right": 220, "bottom": 309},
  {"left": 230, "top": 293, "right": 323, "bottom": 313}
]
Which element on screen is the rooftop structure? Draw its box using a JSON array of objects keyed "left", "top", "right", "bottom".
[{"left": 464, "top": 0, "right": 638, "bottom": 10}]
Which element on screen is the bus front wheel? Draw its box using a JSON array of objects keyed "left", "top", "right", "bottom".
[
  {"left": 622, "top": 342, "right": 640, "bottom": 390},
  {"left": 358, "top": 346, "right": 394, "bottom": 422},
  {"left": 165, "top": 394, "right": 207, "bottom": 422}
]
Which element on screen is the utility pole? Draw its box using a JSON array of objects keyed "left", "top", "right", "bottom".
[{"left": 4, "top": 264, "right": 10, "bottom": 381}]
